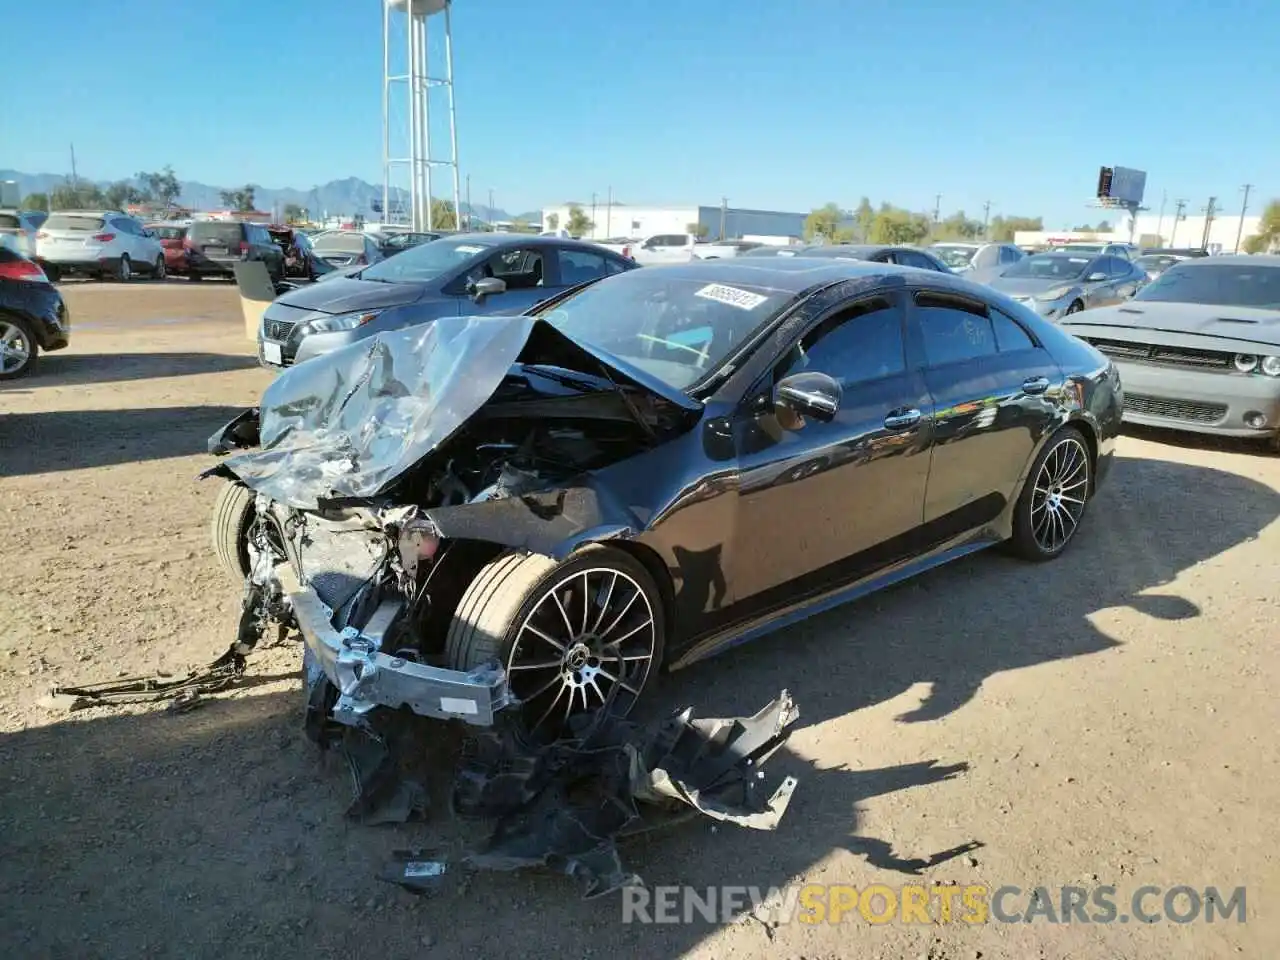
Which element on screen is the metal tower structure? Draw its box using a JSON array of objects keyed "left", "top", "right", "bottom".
[{"left": 382, "top": 0, "right": 461, "bottom": 231}]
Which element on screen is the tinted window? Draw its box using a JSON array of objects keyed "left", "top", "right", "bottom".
[
  {"left": 991, "top": 309, "right": 1035, "bottom": 352},
  {"left": 151, "top": 225, "right": 186, "bottom": 240},
  {"left": 895, "top": 250, "right": 935, "bottom": 270},
  {"left": 1000, "top": 246, "right": 1023, "bottom": 264},
  {"left": 1103, "top": 256, "right": 1129, "bottom": 278},
  {"left": 1003, "top": 254, "right": 1091, "bottom": 280},
  {"left": 311, "top": 232, "right": 368, "bottom": 254},
  {"left": 44, "top": 214, "right": 105, "bottom": 232},
  {"left": 1135, "top": 263, "right": 1280, "bottom": 308},
  {"left": 0, "top": 214, "right": 21, "bottom": 229},
  {"left": 558, "top": 249, "right": 613, "bottom": 285},
  {"left": 777, "top": 295, "right": 906, "bottom": 385},
  {"left": 915, "top": 293, "right": 997, "bottom": 366},
  {"left": 190, "top": 222, "right": 246, "bottom": 245}
]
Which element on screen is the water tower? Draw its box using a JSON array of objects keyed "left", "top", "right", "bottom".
[{"left": 382, "top": 0, "right": 461, "bottom": 231}]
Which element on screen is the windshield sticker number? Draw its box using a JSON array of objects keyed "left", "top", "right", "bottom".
[
  {"left": 694, "top": 283, "right": 768, "bottom": 311},
  {"left": 455, "top": 245, "right": 484, "bottom": 254}
]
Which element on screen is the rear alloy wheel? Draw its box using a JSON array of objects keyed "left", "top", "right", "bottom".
[
  {"left": 116, "top": 255, "right": 132, "bottom": 283},
  {"left": 446, "top": 546, "right": 664, "bottom": 735},
  {"left": 0, "top": 316, "right": 37, "bottom": 380},
  {"left": 1009, "top": 427, "right": 1091, "bottom": 561},
  {"left": 153, "top": 256, "right": 166, "bottom": 280}
]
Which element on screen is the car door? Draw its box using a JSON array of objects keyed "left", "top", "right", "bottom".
[
  {"left": 910, "top": 287, "right": 1062, "bottom": 543},
  {"left": 550, "top": 246, "right": 627, "bottom": 303},
  {"left": 730, "top": 288, "right": 934, "bottom": 608},
  {"left": 1107, "top": 255, "right": 1142, "bottom": 301}
]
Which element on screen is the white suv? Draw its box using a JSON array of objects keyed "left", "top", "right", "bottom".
[
  {"left": 36, "top": 210, "right": 166, "bottom": 282},
  {"left": 0, "top": 209, "right": 42, "bottom": 258}
]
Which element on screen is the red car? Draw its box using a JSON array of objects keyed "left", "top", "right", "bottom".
[{"left": 147, "top": 223, "right": 190, "bottom": 276}]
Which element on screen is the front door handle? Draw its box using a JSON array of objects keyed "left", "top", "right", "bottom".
[
  {"left": 884, "top": 408, "right": 922, "bottom": 430},
  {"left": 1022, "top": 376, "right": 1050, "bottom": 395}
]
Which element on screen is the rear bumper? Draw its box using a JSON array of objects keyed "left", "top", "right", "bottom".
[
  {"left": 1115, "top": 360, "right": 1280, "bottom": 438},
  {"left": 37, "top": 256, "right": 119, "bottom": 277},
  {"left": 276, "top": 563, "right": 512, "bottom": 726}
]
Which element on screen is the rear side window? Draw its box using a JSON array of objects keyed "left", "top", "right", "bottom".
[
  {"left": 0, "top": 214, "right": 21, "bottom": 229},
  {"left": 991, "top": 309, "right": 1036, "bottom": 352},
  {"left": 190, "top": 222, "right": 245, "bottom": 244},
  {"left": 45, "top": 214, "right": 105, "bottom": 232},
  {"left": 914, "top": 291, "right": 997, "bottom": 366},
  {"left": 558, "top": 249, "right": 612, "bottom": 284}
]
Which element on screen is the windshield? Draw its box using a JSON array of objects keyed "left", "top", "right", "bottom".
[
  {"left": 1135, "top": 264, "right": 1280, "bottom": 309},
  {"left": 1001, "top": 255, "right": 1091, "bottom": 280},
  {"left": 536, "top": 270, "right": 793, "bottom": 390},
  {"left": 360, "top": 236, "right": 494, "bottom": 283},
  {"left": 1056, "top": 244, "right": 1104, "bottom": 253},
  {"left": 150, "top": 225, "right": 186, "bottom": 240},
  {"left": 932, "top": 246, "right": 977, "bottom": 268},
  {"left": 311, "top": 232, "right": 366, "bottom": 254}
]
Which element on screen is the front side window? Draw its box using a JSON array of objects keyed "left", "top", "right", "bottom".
[
  {"left": 557, "top": 248, "right": 613, "bottom": 285},
  {"left": 915, "top": 292, "right": 997, "bottom": 366},
  {"left": 776, "top": 295, "right": 906, "bottom": 385}
]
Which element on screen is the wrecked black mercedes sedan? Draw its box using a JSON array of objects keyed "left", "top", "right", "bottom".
[{"left": 205, "top": 258, "right": 1121, "bottom": 737}]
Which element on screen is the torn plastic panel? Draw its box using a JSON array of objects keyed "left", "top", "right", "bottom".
[
  {"left": 214, "top": 314, "right": 701, "bottom": 511},
  {"left": 380, "top": 691, "right": 800, "bottom": 899}
]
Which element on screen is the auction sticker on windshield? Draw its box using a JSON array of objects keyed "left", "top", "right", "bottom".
[
  {"left": 455, "top": 245, "right": 484, "bottom": 255},
  {"left": 695, "top": 283, "right": 768, "bottom": 310}
]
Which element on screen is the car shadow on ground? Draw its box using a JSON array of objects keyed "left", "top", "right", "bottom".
[
  {"left": 0, "top": 455, "right": 1276, "bottom": 958},
  {"left": 1, "top": 352, "right": 259, "bottom": 390},
  {"left": 0, "top": 405, "right": 248, "bottom": 477}
]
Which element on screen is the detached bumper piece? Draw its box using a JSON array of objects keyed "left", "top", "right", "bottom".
[
  {"left": 277, "top": 563, "right": 512, "bottom": 727},
  {"left": 381, "top": 691, "right": 801, "bottom": 900}
]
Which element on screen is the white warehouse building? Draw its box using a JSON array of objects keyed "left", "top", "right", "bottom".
[
  {"left": 540, "top": 202, "right": 807, "bottom": 243},
  {"left": 1126, "top": 213, "right": 1266, "bottom": 253}
]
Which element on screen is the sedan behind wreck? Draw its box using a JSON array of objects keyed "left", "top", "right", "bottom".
[{"left": 205, "top": 258, "right": 1121, "bottom": 741}]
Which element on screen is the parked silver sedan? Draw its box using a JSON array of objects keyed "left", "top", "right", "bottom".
[
  {"left": 986, "top": 251, "right": 1147, "bottom": 321},
  {"left": 1062, "top": 255, "right": 1280, "bottom": 451}
]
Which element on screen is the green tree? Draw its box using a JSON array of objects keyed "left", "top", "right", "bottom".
[
  {"left": 283, "top": 203, "right": 305, "bottom": 224},
  {"left": 511, "top": 217, "right": 531, "bottom": 233},
  {"left": 20, "top": 192, "right": 49, "bottom": 212},
  {"left": 546, "top": 212, "right": 559, "bottom": 232},
  {"left": 50, "top": 181, "right": 105, "bottom": 210},
  {"left": 1096, "top": 220, "right": 1112, "bottom": 232},
  {"left": 870, "top": 208, "right": 930, "bottom": 245},
  {"left": 137, "top": 166, "right": 181, "bottom": 214},
  {"left": 430, "top": 197, "right": 458, "bottom": 230},
  {"left": 932, "top": 210, "right": 983, "bottom": 241},
  {"left": 566, "top": 204, "right": 593, "bottom": 237},
  {"left": 988, "top": 215, "right": 1042, "bottom": 242},
  {"left": 219, "top": 185, "right": 257, "bottom": 212},
  {"left": 853, "top": 197, "right": 875, "bottom": 242},
  {"left": 687, "top": 221, "right": 709, "bottom": 239},
  {"left": 804, "top": 202, "right": 843, "bottom": 242},
  {"left": 104, "top": 180, "right": 148, "bottom": 211},
  {"left": 1243, "top": 199, "right": 1280, "bottom": 253}
]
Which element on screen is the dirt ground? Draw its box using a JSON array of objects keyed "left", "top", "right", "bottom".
[{"left": 1, "top": 280, "right": 1276, "bottom": 959}]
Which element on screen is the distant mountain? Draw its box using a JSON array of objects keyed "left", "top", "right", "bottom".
[{"left": 0, "top": 169, "right": 515, "bottom": 224}]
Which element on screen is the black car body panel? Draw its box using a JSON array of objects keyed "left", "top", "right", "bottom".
[
  {"left": 0, "top": 251, "right": 70, "bottom": 352},
  {"left": 209, "top": 260, "right": 1120, "bottom": 671}
]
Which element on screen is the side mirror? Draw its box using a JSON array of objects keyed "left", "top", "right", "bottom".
[
  {"left": 471, "top": 276, "right": 507, "bottom": 302},
  {"left": 774, "top": 371, "right": 841, "bottom": 423},
  {"left": 1087, "top": 272, "right": 1107, "bottom": 282}
]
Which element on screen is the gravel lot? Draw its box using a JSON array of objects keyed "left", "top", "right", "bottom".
[{"left": 1, "top": 281, "right": 1277, "bottom": 959}]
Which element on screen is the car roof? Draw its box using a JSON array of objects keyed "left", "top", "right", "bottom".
[
  {"left": 635, "top": 256, "right": 944, "bottom": 293},
  {"left": 1172, "top": 254, "right": 1280, "bottom": 267},
  {"left": 932, "top": 241, "right": 984, "bottom": 248}
]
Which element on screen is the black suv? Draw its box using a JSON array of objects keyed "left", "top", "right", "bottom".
[{"left": 186, "top": 220, "right": 285, "bottom": 282}]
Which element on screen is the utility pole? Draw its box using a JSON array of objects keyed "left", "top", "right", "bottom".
[
  {"left": 1235, "top": 183, "right": 1253, "bottom": 253},
  {"left": 720, "top": 197, "right": 728, "bottom": 240},
  {"left": 488, "top": 188, "right": 494, "bottom": 230},
  {"left": 1201, "top": 196, "right": 1218, "bottom": 251},
  {"left": 465, "top": 174, "right": 471, "bottom": 230},
  {"left": 981, "top": 200, "right": 992, "bottom": 240},
  {"left": 1154, "top": 190, "right": 1167, "bottom": 244},
  {"left": 605, "top": 185, "right": 612, "bottom": 237},
  {"left": 1169, "top": 199, "right": 1187, "bottom": 246},
  {"left": 933, "top": 194, "right": 942, "bottom": 225},
  {"left": 590, "top": 192, "right": 597, "bottom": 239},
  {"left": 69, "top": 143, "right": 79, "bottom": 190}
]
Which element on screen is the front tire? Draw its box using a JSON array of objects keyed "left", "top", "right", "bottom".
[
  {"left": 211, "top": 482, "right": 256, "bottom": 581},
  {"left": 1008, "top": 426, "right": 1092, "bottom": 561},
  {"left": 446, "top": 545, "right": 665, "bottom": 735},
  {"left": 1065, "top": 300, "right": 1084, "bottom": 316},
  {"left": 153, "top": 256, "right": 166, "bottom": 280}
]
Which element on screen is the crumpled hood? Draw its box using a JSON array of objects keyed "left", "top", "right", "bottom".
[
  {"left": 272, "top": 275, "right": 424, "bottom": 314},
  {"left": 1061, "top": 301, "right": 1280, "bottom": 345},
  {"left": 219, "top": 314, "right": 702, "bottom": 510},
  {"left": 988, "top": 275, "right": 1081, "bottom": 297}
]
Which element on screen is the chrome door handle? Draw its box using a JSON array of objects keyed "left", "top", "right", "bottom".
[
  {"left": 883, "top": 408, "right": 922, "bottom": 430},
  {"left": 1022, "top": 376, "right": 1050, "bottom": 395}
]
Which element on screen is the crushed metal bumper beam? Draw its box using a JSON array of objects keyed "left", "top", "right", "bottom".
[{"left": 276, "top": 563, "right": 512, "bottom": 726}]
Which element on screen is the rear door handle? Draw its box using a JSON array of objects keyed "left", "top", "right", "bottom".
[
  {"left": 1022, "top": 376, "right": 1050, "bottom": 395},
  {"left": 884, "top": 408, "right": 922, "bottom": 430}
]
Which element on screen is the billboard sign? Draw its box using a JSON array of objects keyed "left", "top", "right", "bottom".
[{"left": 1096, "top": 166, "right": 1147, "bottom": 205}]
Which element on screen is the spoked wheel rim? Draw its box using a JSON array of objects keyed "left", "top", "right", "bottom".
[
  {"left": 507, "top": 566, "right": 657, "bottom": 735},
  {"left": 1031, "top": 436, "right": 1089, "bottom": 553},
  {"left": 119, "top": 257, "right": 131, "bottom": 281},
  {"left": 0, "top": 321, "right": 31, "bottom": 375},
  {"left": 155, "top": 257, "right": 166, "bottom": 280}
]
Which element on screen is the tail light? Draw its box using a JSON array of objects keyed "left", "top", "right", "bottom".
[
  {"left": 92, "top": 233, "right": 116, "bottom": 243},
  {"left": 239, "top": 241, "right": 249, "bottom": 259},
  {"left": 0, "top": 258, "right": 49, "bottom": 282}
]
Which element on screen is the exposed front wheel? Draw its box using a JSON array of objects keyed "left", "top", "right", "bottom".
[
  {"left": 1008, "top": 426, "right": 1092, "bottom": 561},
  {"left": 210, "top": 482, "right": 257, "bottom": 581},
  {"left": 153, "top": 256, "right": 166, "bottom": 280},
  {"left": 1065, "top": 300, "right": 1084, "bottom": 316},
  {"left": 0, "top": 315, "right": 37, "bottom": 380},
  {"left": 446, "top": 545, "right": 665, "bottom": 735}
]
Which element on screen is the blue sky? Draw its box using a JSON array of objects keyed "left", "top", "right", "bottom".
[{"left": 4, "top": 0, "right": 1276, "bottom": 226}]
